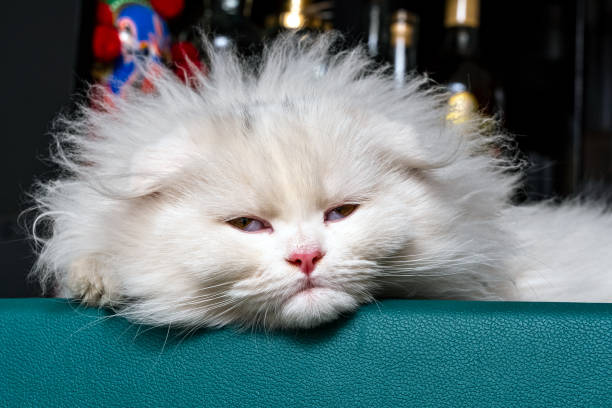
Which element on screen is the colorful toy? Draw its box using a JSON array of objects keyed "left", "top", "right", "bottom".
[
  {"left": 171, "top": 41, "right": 205, "bottom": 83},
  {"left": 92, "top": 0, "right": 199, "bottom": 96}
]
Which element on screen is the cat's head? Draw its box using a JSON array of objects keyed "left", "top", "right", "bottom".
[{"left": 33, "top": 34, "right": 518, "bottom": 329}]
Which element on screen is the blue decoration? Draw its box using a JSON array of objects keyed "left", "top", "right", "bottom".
[{"left": 108, "top": 4, "right": 170, "bottom": 95}]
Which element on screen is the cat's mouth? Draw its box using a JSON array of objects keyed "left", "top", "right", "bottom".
[
  {"left": 279, "top": 278, "right": 357, "bottom": 329},
  {"left": 294, "top": 277, "right": 323, "bottom": 295}
]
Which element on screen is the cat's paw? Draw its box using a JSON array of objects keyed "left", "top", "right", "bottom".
[{"left": 65, "top": 257, "right": 115, "bottom": 306}]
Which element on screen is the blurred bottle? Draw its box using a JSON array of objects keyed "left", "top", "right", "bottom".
[
  {"left": 202, "top": 0, "right": 261, "bottom": 53},
  {"left": 364, "top": 0, "right": 390, "bottom": 60},
  {"left": 265, "top": 0, "right": 334, "bottom": 36},
  {"left": 390, "top": 9, "right": 418, "bottom": 85},
  {"left": 264, "top": 0, "right": 308, "bottom": 36},
  {"left": 438, "top": 0, "right": 499, "bottom": 123},
  {"left": 280, "top": 0, "right": 308, "bottom": 30}
]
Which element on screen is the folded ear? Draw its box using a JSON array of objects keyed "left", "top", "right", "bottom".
[
  {"left": 367, "top": 112, "right": 460, "bottom": 171},
  {"left": 128, "top": 126, "right": 196, "bottom": 195}
]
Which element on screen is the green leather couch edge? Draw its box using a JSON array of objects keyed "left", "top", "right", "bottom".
[{"left": 1, "top": 298, "right": 610, "bottom": 407}]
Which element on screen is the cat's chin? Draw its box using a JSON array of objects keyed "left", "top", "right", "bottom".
[{"left": 277, "top": 287, "right": 359, "bottom": 329}]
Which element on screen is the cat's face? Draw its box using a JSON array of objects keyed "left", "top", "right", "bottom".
[
  {"left": 115, "top": 103, "right": 434, "bottom": 329},
  {"left": 36, "top": 35, "right": 516, "bottom": 331}
]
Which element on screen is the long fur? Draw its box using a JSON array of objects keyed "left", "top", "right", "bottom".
[{"left": 29, "top": 33, "right": 612, "bottom": 330}]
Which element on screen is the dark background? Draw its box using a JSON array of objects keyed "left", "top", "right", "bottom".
[{"left": 2, "top": 0, "right": 611, "bottom": 297}]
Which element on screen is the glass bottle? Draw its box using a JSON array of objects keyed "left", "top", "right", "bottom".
[
  {"left": 438, "top": 0, "right": 496, "bottom": 123},
  {"left": 390, "top": 9, "right": 418, "bottom": 85},
  {"left": 202, "top": 0, "right": 261, "bottom": 53}
]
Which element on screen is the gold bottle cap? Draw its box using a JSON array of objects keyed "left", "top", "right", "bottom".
[
  {"left": 444, "top": 0, "right": 480, "bottom": 28},
  {"left": 391, "top": 10, "right": 417, "bottom": 47},
  {"left": 446, "top": 91, "right": 478, "bottom": 123},
  {"left": 280, "top": 0, "right": 308, "bottom": 29}
]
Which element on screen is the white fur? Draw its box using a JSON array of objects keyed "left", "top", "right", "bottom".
[{"left": 30, "top": 34, "right": 612, "bottom": 330}]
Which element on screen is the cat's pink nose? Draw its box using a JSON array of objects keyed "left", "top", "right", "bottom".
[{"left": 286, "top": 250, "right": 324, "bottom": 276}]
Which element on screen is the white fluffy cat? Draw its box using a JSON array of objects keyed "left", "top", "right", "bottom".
[{"left": 31, "top": 34, "right": 612, "bottom": 330}]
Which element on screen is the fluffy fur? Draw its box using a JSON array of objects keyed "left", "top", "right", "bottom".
[{"left": 30, "top": 34, "right": 612, "bottom": 330}]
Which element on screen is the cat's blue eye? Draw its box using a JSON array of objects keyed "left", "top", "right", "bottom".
[
  {"left": 324, "top": 204, "right": 359, "bottom": 222},
  {"left": 227, "top": 217, "right": 271, "bottom": 233}
]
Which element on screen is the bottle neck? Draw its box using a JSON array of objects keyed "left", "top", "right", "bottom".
[
  {"left": 444, "top": 0, "right": 480, "bottom": 27},
  {"left": 444, "top": 26, "right": 479, "bottom": 58},
  {"left": 280, "top": 0, "right": 308, "bottom": 29},
  {"left": 210, "top": 0, "right": 243, "bottom": 15}
]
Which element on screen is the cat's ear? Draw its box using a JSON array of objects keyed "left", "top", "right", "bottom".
[
  {"left": 371, "top": 117, "right": 457, "bottom": 171},
  {"left": 128, "top": 126, "right": 196, "bottom": 196}
]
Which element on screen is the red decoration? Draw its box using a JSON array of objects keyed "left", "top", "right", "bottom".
[
  {"left": 96, "top": 2, "right": 114, "bottom": 26},
  {"left": 171, "top": 41, "right": 199, "bottom": 63},
  {"left": 92, "top": 25, "right": 121, "bottom": 62},
  {"left": 150, "top": 0, "right": 185, "bottom": 20},
  {"left": 171, "top": 42, "right": 205, "bottom": 83}
]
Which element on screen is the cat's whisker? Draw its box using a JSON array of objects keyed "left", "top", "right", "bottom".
[
  {"left": 208, "top": 296, "right": 252, "bottom": 321},
  {"left": 335, "top": 260, "right": 378, "bottom": 267},
  {"left": 377, "top": 261, "right": 493, "bottom": 270},
  {"left": 378, "top": 252, "right": 481, "bottom": 262},
  {"left": 378, "top": 255, "right": 505, "bottom": 267}
]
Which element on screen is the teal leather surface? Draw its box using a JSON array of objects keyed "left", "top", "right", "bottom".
[{"left": 1, "top": 298, "right": 610, "bottom": 407}]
